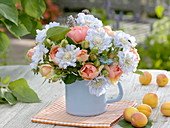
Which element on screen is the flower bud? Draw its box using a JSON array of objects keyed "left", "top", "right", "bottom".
[
  {"left": 94, "top": 59, "right": 100, "bottom": 67},
  {"left": 90, "top": 46, "right": 99, "bottom": 54},
  {"left": 90, "top": 54, "right": 97, "bottom": 61},
  {"left": 81, "top": 41, "right": 89, "bottom": 49},
  {"left": 39, "top": 65, "right": 54, "bottom": 79},
  {"left": 102, "top": 70, "right": 109, "bottom": 77},
  {"left": 26, "top": 48, "right": 35, "bottom": 61},
  {"left": 52, "top": 75, "right": 60, "bottom": 82},
  {"left": 108, "top": 53, "right": 115, "bottom": 59},
  {"left": 60, "top": 39, "right": 68, "bottom": 47}
]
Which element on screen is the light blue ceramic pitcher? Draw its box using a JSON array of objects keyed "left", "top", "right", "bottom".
[{"left": 65, "top": 80, "right": 123, "bottom": 116}]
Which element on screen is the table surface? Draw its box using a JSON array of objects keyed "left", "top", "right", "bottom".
[{"left": 0, "top": 65, "right": 170, "bottom": 128}]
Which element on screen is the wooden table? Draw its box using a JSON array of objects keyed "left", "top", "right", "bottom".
[{"left": 0, "top": 65, "right": 170, "bottom": 128}]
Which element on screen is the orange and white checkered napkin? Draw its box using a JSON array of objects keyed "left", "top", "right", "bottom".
[{"left": 31, "top": 97, "right": 136, "bottom": 128}]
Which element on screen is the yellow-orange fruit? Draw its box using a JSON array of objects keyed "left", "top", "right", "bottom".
[
  {"left": 156, "top": 74, "right": 169, "bottom": 87},
  {"left": 139, "top": 71, "right": 152, "bottom": 85},
  {"left": 131, "top": 112, "right": 148, "bottom": 127},
  {"left": 123, "top": 107, "right": 139, "bottom": 122},
  {"left": 137, "top": 104, "right": 152, "bottom": 118},
  {"left": 142, "top": 93, "right": 158, "bottom": 108},
  {"left": 161, "top": 102, "right": 170, "bottom": 116}
]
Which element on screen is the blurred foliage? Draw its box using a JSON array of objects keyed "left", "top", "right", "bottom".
[
  {"left": 137, "top": 17, "right": 170, "bottom": 70},
  {"left": 91, "top": 8, "right": 114, "bottom": 25},
  {"left": 0, "top": 0, "right": 46, "bottom": 54}
]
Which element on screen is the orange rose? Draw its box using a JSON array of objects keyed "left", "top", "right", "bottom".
[
  {"left": 49, "top": 45, "right": 60, "bottom": 64},
  {"left": 39, "top": 64, "right": 54, "bottom": 79},
  {"left": 105, "top": 63, "right": 123, "bottom": 85},
  {"left": 26, "top": 48, "right": 35, "bottom": 61},
  {"left": 103, "top": 26, "right": 115, "bottom": 36},
  {"left": 79, "top": 63, "right": 99, "bottom": 80},
  {"left": 76, "top": 50, "right": 89, "bottom": 62}
]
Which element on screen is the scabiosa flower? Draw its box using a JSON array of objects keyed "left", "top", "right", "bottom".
[
  {"left": 30, "top": 44, "right": 49, "bottom": 69},
  {"left": 117, "top": 51, "right": 138, "bottom": 73},
  {"left": 54, "top": 44, "right": 80, "bottom": 69},
  {"left": 114, "top": 31, "right": 137, "bottom": 50},
  {"left": 75, "top": 13, "right": 103, "bottom": 29},
  {"left": 85, "top": 28, "right": 112, "bottom": 53},
  {"left": 88, "top": 75, "right": 111, "bottom": 97},
  {"left": 35, "top": 22, "right": 60, "bottom": 43}
]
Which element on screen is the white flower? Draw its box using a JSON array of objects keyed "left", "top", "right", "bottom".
[
  {"left": 114, "top": 31, "right": 136, "bottom": 50},
  {"left": 85, "top": 28, "right": 112, "bottom": 53},
  {"left": 76, "top": 13, "right": 103, "bottom": 29},
  {"left": 88, "top": 75, "right": 111, "bottom": 97},
  {"left": 35, "top": 22, "right": 60, "bottom": 43},
  {"left": 117, "top": 51, "right": 138, "bottom": 73},
  {"left": 54, "top": 44, "right": 80, "bottom": 69},
  {"left": 30, "top": 44, "right": 49, "bottom": 69}
]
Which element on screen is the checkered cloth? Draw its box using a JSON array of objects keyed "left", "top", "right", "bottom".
[{"left": 31, "top": 97, "right": 136, "bottom": 128}]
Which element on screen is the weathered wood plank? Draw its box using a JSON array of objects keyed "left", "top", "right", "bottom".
[{"left": 0, "top": 66, "right": 170, "bottom": 128}]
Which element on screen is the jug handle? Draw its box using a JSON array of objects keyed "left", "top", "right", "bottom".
[{"left": 106, "top": 81, "right": 123, "bottom": 103}]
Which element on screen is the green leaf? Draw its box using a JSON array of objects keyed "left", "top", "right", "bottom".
[
  {"left": 0, "top": 0, "right": 18, "bottom": 25},
  {"left": 3, "top": 19, "right": 30, "bottom": 38},
  {"left": 143, "top": 120, "right": 153, "bottom": 128},
  {"left": 4, "top": 92, "right": 17, "bottom": 105},
  {"left": 63, "top": 74, "right": 77, "bottom": 84},
  {"left": 0, "top": 32, "right": 9, "bottom": 52},
  {"left": 21, "top": 0, "right": 46, "bottom": 18},
  {"left": 47, "top": 26, "right": 71, "bottom": 41},
  {"left": 2, "top": 76, "right": 10, "bottom": 85},
  {"left": 155, "top": 6, "right": 164, "bottom": 18},
  {"left": 133, "top": 70, "right": 144, "bottom": 76},
  {"left": 0, "top": 77, "right": 1, "bottom": 83},
  {"left": 8, "top": 78, "right": 40, "bottom": 103},
  {"left": 118, "top": 119, "right": 135, "bottom": 128}
]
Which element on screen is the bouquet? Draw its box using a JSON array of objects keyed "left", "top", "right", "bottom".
[{"left": 27, "top": 10, "right": 140, "bottom": 97}]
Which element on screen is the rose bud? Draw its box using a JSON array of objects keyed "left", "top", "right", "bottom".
[
  {"left": 26, "top": 48, "right": 35, "bottom": 61},
  {"left": 102, "top": 70, "right": 109, "bottom": 77},
  {"left": 94, "top": 59, "right": 100, "bottom": 67},
  {"left": 90, "top": 54, "right": 97, "bottom": 61},
  {"left": 60, "top": 39, "right": 68, "bottom": 47},
  {"left": 39, "top": 65, "right": 54, "bottom": 79},
  {"left": 90, "top": 46, "right": 99, "bottom": 54},
  {"left": 81, "top": 41, "right": 89, "bottom": 49},
  {"left": 76, "top": 50, "right": 89, "bottom": 62}
]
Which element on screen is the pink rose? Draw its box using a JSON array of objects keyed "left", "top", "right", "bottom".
[
  {"left": 39, "top": 64, "right": 54, "bottom": 78},
  {"left": 103, "top": 26, "right": 115, "bottom": 36},
  {"left": 130, "top": 48, "right": 140, "bottom": 62},
  {"left": 76, "top": 50, "right": 89, "bottom": 62},
  {"left": 49, "top": 45, "right": 60, "bottom": 64},
  {"left": 26, "top": 48, "right": 35, "bottom": 61},
  {"left": 105, "top": 63, "right": 123, "bottom": 85},
  {"left": 67, "top": 26, "right": 88, "bottom": 43},
  {"left": 79, "top": 63, "right": 99, "bottom": 80}
]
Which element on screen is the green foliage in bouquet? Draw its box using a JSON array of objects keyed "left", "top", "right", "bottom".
[
  {"left": 0, "top": 0, "right": 46, "bottom": 53},
  {"left": 137, "top": 17, "right": 170, "bottom": 70},
  {"left": 0, "top": 76, "right": 40, "bottom": 105}
]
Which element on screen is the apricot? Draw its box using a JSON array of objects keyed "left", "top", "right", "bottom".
[
  {"left": 131, "top": 112, "right": 148, "bottom": 127},
  {"left": 156, "top": 73, "right": 169, "bottom": 87},
  {"left": 161, "top": 102, "right": 170, "bottom": 116},
  {"left": 142, "top": 93, "right": 158, "bottom": 108},
  {"left": 137, "top": 104, "right": 152, "bottom": 118},
  {"left": 139, "top": 71, "right": 152, "bottom": 85},
  {"left": 123, "top": 107, "right": 139, "bottom": 122}
]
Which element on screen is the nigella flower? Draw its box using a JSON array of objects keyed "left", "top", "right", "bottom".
[
  {"left": 88, "top": 75, "right": 111, "bottom": 97},
  {"left": 117, "top": 50, "right": 138, "bottom": 73},
  {"left": 85, "top": 28, "right": 112, "bottom": 53},
  {"left": 75, "top": 13, "right": 103, "bottom": 29},
  {"left": 54, "top": 44, "right": 80, "bottom": 69},
  {"left": 30, "top": 44, "right": 49, "bottom": 69},
  {"left": 114, "top": 31, "right": 137, "bottom": 50},
  {"left": 99, "top": 57, "right": 114, "bottom": 65},
  {"left": 35, "top": 22, "right": 60, "bottom": 43}
]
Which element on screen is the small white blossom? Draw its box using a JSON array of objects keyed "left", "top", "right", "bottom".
[
  {"left": 85, "top": 28, "right": 112, "bottom": 53},
  {"left": 114, "top": 31, "right": 136, "bottom": 50},
  {"left": 88, "top": 76, "right": 111, "bottom": 97},
  {"left": 30, "top": 44, "right": 49, "bottom": 69},
  {"left": 76, "top": 13, "right": 103, "bottom": 29},
  {"left": 54, "top": 44, "right": 80, "bottom": 69},
  {"left": 117, "top": 51, "right": 138, "bottom": 73},
  {"left": 35, "top": 22, "right": 60, "bottom": 43}
]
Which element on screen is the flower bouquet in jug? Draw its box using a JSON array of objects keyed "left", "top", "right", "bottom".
[{"left": 27, "top": 10, "right": 140, "bottom": 97}]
